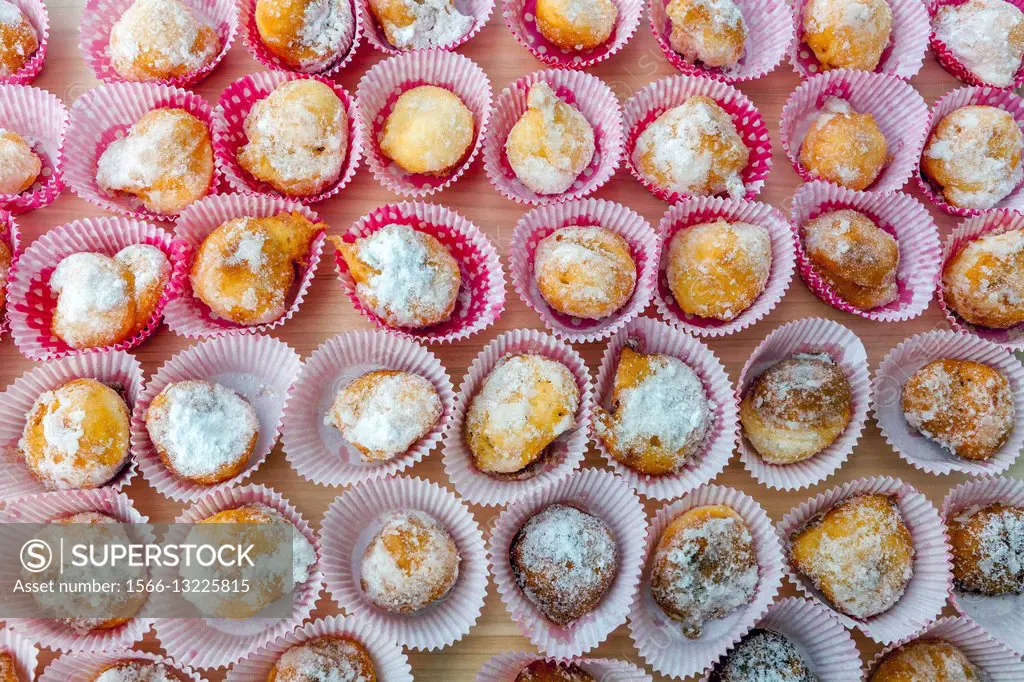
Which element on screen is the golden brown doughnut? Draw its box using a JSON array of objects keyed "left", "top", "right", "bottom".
[
  {"left": 942, "top": 228, "right": 1024, "bottom": 329},
  {"left": 948, "top": 503, "right": 1024, "bottom": 596}
]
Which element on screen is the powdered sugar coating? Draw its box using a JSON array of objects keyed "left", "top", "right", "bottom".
[
  {"left": 949, "top": 503, "right": 1024, "bottom": 595},
  {"left": 94, "top": 660, "right": 186, "bottom": 682},
  {"left": 870, "top": 639, "right": 983, "bottom": 681},
  {"left": 936, "top": 0, "right": 1024, "bottom": 88},
  {"left": 256, "top": 0, "right": 354, "bottom": 70},
  {"left": 107, "top": 0, "right": 221, "bottom": 82},
  {"left": 942, "top": 227, "right": 1024, "bottom": 329},
  {"left": 667, "top": 0, "right": 748, "bottom": 69},
  {"left": 802, "top": 0, "right": 893, "bottom": 71},
  {"left": 369, "top": 0, "right": 473, "bottom": 49},
  {"left": 270, "top": 635, "right": 377, "bottom": 682},
  {"left": 708, "top": 627, "right": 817, "bottom": 682},
  {"left": 50, "top": 252, "right": 135, "bottom": 349}
]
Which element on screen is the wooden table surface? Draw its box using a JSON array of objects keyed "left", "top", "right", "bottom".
[{"left": 5, "top": 1, "right": 1023, "bottom": 679}]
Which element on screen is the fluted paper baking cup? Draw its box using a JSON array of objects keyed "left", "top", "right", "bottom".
[
  {"left": 0, "top": 0, "right": 47, "bottom": 85},
  {"left": 477, "top": 652, "right": 653, "bottom": 682},
  {"left": 39, "top": 649, "right": 204, "bottom": 682},
  {"left": 928, "top": 0, "right": 1024, "bottom": 89},
  {"left": 0, "top": 627, "right": 38, "bottom": 681},
  {"left": 503, "top": 0, "right": 642, "bottom": 68},
  {"left": 0, "top": 212, "right": 22, "bottom": 339},
  {"left": 0, "top": 85, "right": 68, "bottom": 213},
  {"left": 361, "top": 0, "right": 492, "bottom": 53},
  {"left": 240, "top": 0, "right": 360, "bottom": 75}
]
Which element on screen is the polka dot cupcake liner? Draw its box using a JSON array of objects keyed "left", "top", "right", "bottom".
[
  {"left": 476, "top": 652, "right": 652, "bottom": 682},
  {"left": 502, "top": 0, "right": 642, "bottom": 68},
  {"left": 442, "top": 328, "right": 593, "bottom": 507},
  {"left": 333, "top": 201, "right": 505, "bottom": 345},
  {"left": 6, "top": 217, "right": 190, "bottom": 361},
  {"left": 0, "top": 212, "right": 22, "bottom": 340},
  {"left": 0, "top": 0, "right": 48, "bottom": 85},
  {"left": 240, "top": 0, "right": 361, "bottom": 75},
  {"left": 628, "top": 484, "right": 784, "bottom": 680},
  {"left": 360, "top": 0, "right": 493, "bottom": 54},
  {"left": 39, "top": 650, "right": 204, "bottom": 682},
  {"left": 623, "top": 74, "right": 772, "bottom": 204},
  {"left": 319, "top": 475, "right": 488, "bottom": 651},
  {"left": 488, "top": 468, "right": 648, "bottom": 659},
  {"left": 0, "top": 85, "right": 68, "bottom": 213},
  {"left": 355, "top": 49, "right": 492, "bottom": 197},
  {"left": 790, "top": 181, "right": 941, "bottom": 322},
  {"left": 483, "top": 69, "right": 623, "bottom": 205},
  {"left": 654, "top": 195, "right": 796, "bottom": 337},
  {"left": 281, "top": 330, "right": 455, "bottom": 487},
  {"left": 0, "top": 627, "right": 38, "bottom": 681},
  {"left": 129, "top": 333, "right": 302, "bottom": 502},
  {"left": 776, "top": 476, "right": 952, "bottom": 645},
  {"left": 508, "top": 198, "right": 657, "bottom": 343},
  {"left": 927, "top": 0, "right": 1024, "bottom": 89},
  {"left": 779, "top": 69, "right": 929, "bottom": 193},
  {"left": 162, "top": 192, "right": 326, "bottom": 339},
  {"left": 591, "top": 317, "right": 738, "bottom": 501}
]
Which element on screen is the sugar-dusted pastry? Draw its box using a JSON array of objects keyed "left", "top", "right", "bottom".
[
  {"left": 506, "top": 82, "right": 595, "bottom": 196},
  {"left": 268, "top": 636, "right": 377, "bottom": 682},
  {"left": 0, "top": 652, "right": 16, "bottom": 682},
  {"left": 92, "top": 660, "right": 188, "bottom": 682},
  {"left": 0, "top": 129, "right": 40, "bottom": 195},
  {"left": 799, "top": 98, "right": 887, "bottom": 191},
  {"left": 325, "top": 369, "right": 442, "bottom": 462},
  {"left": 191, "top": 211, "right": 321, "bottom": 326},
  {"left": 465, "top": 354, "right": 580, "bottom": 475},
  {"left": 333, "top": 223, "right": 461, "bottom": 329},
  {"left": 650, "top": 504, "right": 757, "bottom": 638},
  {"left": 922, "top": 105, "right": 1024, "bottom": 210},
  {"left": 115, "top": 243, "right": 172, "bottom": 334},
  {"left": 803, "top": 0, "right": 893, "bottom": 71},
  {"left": 708, "top": 628, "right": 817, "bottom": 682},
  {"left": 516, "top": 661, "right": 595, "bottom": 682},
  {"left": 107, "top": 0, "right": 221, "bottom": 82},
  {"left": 0, "top": 0, "right": 38, "bottom": 77},
  {"left": 935, "top": 0, "right": 1024, "bottom": 88},
  {"left": 510, "top": 503, "right": 617, "bottom": 626},
  {"left": 595, "top": 347, "right": 712, "bottom": 475},
  {"left": 96, "top": 107, "right": 214, "bottom": 215},
  {"left": 633, "top": 96, "right": 749, "bottom": 199},
  {"left": 255, "top": 0, "right": 353, "bottom": 70},
  {"left": 379, "top": 85, "right": 474, "bottom": 176},
  {"left": 50, "top": 252, "right": 136, "bottom": 349},
  {"left": 870, "top": 639, "right": 983, "bottom": 682},
  {"left": 942, "top": 228, "right": 1024, "bottom": 328},
  {"left": 368, "top": 0, "right": 472, "bottom": 49},
  {"left": 532, "top": 226, "right": 636, "bottom": 320},
  {"left": 667, "top": 0, "right": 748, "bottom": 68},
  {"left": 238, "top": 79, "right": 348, "bottom": 197},
  {"left": 790, "top": 493, "right": 913, "bottom": 619},
  {"left": 536, "top": 0, "right": 617, "bottom": 50},
  {"left": 949, "top": 503, "right": 1024, "bottom": 596}
]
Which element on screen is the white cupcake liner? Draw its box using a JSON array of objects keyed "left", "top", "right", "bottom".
[
  {"left": 508, "top": 198, "right": 657, "bottom": 343},
  {"left": 928, "top": 0, "right": 1024, "bottom": 89},
  {"left": 790, "top": 181, "right": 941, "bottom": 322},
  {"left": 502, "top": 0, "right": 642, "bottom": 68},
  {"left": 777, "top": 476, "right": 952, "bottom": 644},
  {"left": 130, "top": 333, "right": 302, "bottom": 502},
  {"left": 240, "top": 0, "right": 360, "bottom": 75},
  {"left": 0, "top": 350, "right": 142, "bottom": 499},
  {"left": 0, "top": 627, "right": 38, "bottom": 681},
  {"left": 0, "top": 0, "right": 47, "bottom": 85},
  {"left": 39, "top": 650, "right": 204, "bottom": 682},
  {"left": 628, "top": 484, "right": 784, "bottom": 680},
  {"left": 441, "top": 328, "right": 593, "bottom": 507},
  {"left": 872, "top": 331, "right": 1024, "bottom": 476},
  {"left": 162, "top": 192, "right": 325, "bottom": 339},
  {"left": 0, "top": 85, "right": 69, "bottom": 214},
  {"left": 0, "top": 212, "right": 23, "bottom": 339},
  {"left": 780, "top": 69, "right": 929, "bottom": 192},
  {"left": 319, "top": 475, "right": 488, "bottom": 651},
  {"left": 736, "top": 317, "right": 870, "bottom": 490},
  {"left": 281, "top": 330, "right": 455, "bottom": 487},
  {"left": 477, "top": 651, "right": 653, "bottom": 681},
  {"left": 361, "top": 0, "right": 492, "bottom": 53}
]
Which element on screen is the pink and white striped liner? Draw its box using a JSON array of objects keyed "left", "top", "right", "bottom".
[
  {"left": 927, "top": 0, "right": 1024, "bottom": 89},
  {"left": 361, "top": 0, "right": 492, "bottom": 53},
  {"left": 240, "top": 0, "right": 361, "bottom": 75},
  {"left": 0, "top": 212, "right": 22, "bottom": 339},
  {"left": 0, "top": 0, "right": 47, "bottom": 85},
  {"left": 502, "top": 0, "right": 642, "bottom": 68},
  {"left": 0, "top": 85, "right": 68, "bottom": 213},
  {"left": 0, "top": 628, "right": 38, "bottom": 681},
  {"left": 39, "top": 650, "right": 204, "bottom": 682},
  {"left": 476, "top": 652, "right": 652, "bottom": 682}
]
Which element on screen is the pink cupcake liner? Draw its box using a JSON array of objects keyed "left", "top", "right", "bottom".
[
  {"left": 356, "top": 49, "right": 491, "bottom": 197},
  {"left": 872, "top": 331, "right": 1024, "bottom": 476},
  {"left": 333, "top": 201, "right": 505, "bottom": 345},
  {"left": 591, "top": 317, "right": 738, "bottom": 500},
  {"left": 319, "top": 475, "right": 488, "bottom": 651},
  {"left": 509, "top": 198, "right": 657, "bottom": 343},
  {"left": 240, "top": 0, "right": 360, "bottom": 75},
  {"left": 213, "top": 72, "right": 363, "bottom": 204},
  {"left": 0, "top": 0, "right": 47, "bottom": 85},
  {"left": 0, "top": 212, "right": 22, "bottom": 339},
  {"left": 915, "top": 86, "right": 1024, "bottom": 217},
  {"left": 361, "top": 0, "right": 492, "bottom": 53},
  {"left": 941, "top": 477, "right": 1024, "bottom": 656},
  {"left": 0, "top": 350, "right": 142, "bottom": 500},
  {"left": 65, "top": 82, "right": 221, "bottom": 222},
  {"left": 79, "top": 0, "right": 237, "bottom": 87},
  {"left": 628, "top": 484, "right": 784, "bottom": 680},
  {"left": 0, "top": 628, "right": 38, "bottom": 681},
  {"left": 483, "top": 69, "right": 623, "bottom": 205},
  {"left": 736, "top": 317, "right": 870, "bottom": 490},
  {"left": 623, "top": 74, "right": 772, "bottom": 204},
  {"left": 866, "top": 616, "right": 1024, "bottom": 679},
  {"left": 39, "top": 650, "right": 204, "bottom": 682},
  {"left": 928, "top": 0, "right": 1024, "bottom": 89},
  {"left": 650, "top": 0, "right": 794, "bottom": 82},
  {"left": 502, "top": 0, "right": 642, "bottom": 68},
  {"left": 156, "top": 484, "right": 323, "bottom": 670},
  {"left": 224, "top": 615, "right": 412, "bottom": 681},
  {"left": 130, "top": 334, "right": 302, "bottom": 502},
  {"left": 1, "top": 488, "right": 154, "bottom": 653},
  {"left": 163, "top": 193, "right": 325, "bottom": 339},
  {"left": 442, "top": 328, "right": 593, "bottom": 507},
  {"left": 477, "top": 652, "right": 653, "bottom": 682},
  {"left": 0, "top": 85, "right": 68, "bottom": 213},
  {"left": 791, "top": 181, "right": 941, "bottom": 322},
  {"left": 6, "top": 217, "right": 190, "bottom": 362},
  {"left": 281, "top": 330, "right": 455, "bottom": 487},
  {"left": 780, "top": 69, "right": 929, "bottom": 192},
  {"left": 654, "top": 196, "right": 796, "bottom": 337},
  {"left": 777, "top": 476, "right": 952, "bottom": 644}
]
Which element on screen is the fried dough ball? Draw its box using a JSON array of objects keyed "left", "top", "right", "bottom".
[
  {"left": 379, "top": 85, "right": 474, "bottom": 175},
  {"left": 799, "top": 98, "right": 887, "bottom": 190},
  {"left": 50, "top": 252, "right": 136, "bottom": 349},
  {"left": 238, "top": 79, "right": 348, "bottom": 198},
  {"left": 870, "top": 639, "right": 983, "bottom": 682},
  {"left": 510, "top": 503, "right": 617, "bottom": 626},
  {"left": 942, "top": 228, "right": 1024, "bottom": 329},
  {"left": 191, "top": 211, "right": 321, "bottom": 326},
  {"left": 360, "top": 510, "right": 460, "bottom": 613},
  {"left": 667, "top": 0, "right": 748, "bottom": 68},
  {"left": 740, "top": 353, "right": 853, "bottom": 465},
  {"left": 803, "top": 0, "right": 893, "bottom": 71},
  {"left": 0, "top": 129, "right": 40, "bottom": 195},
  {"left": 0, "top": 652, "right": 16, "bottom": 682},
  {"left": 650, "top": 505, "right": 758, "bottom": 639},
  {"left": 516, "top": 661, "right": 595, "bottom": 682},
  {"left": 949, "top": 503, "right": 1024, "bottom": 596},
  {"left": 368, "top": 0, "right": 472, "bottom": 49},
  {"left": 633, "top": 96, "right": 749, "bottom": 198},
  {"left": 96, "top": 107, "right": 214, "bottom": 215},
  {"left": 922, "top": 105, "right": 1024, "bottom": 210},
  {"left": 465, "top": 354, "right": 580, "bottom": 475},
  {"left": 108, "top": 0, "right": 221, "bottom": 82},
  {"left": 326, "top": 369, "right": 442, "bottom": 462},
  {"left": 533, "top": 226, "right": 636, "bottom": 320},
  {"left": 709, "top": 628, "right": 816, "bottom": 682},
  {"left": 594, "top": 348, "right": 712, "bottom": 475},
  {"left": 802, "top": 209, "right": 899, "bottom": 310},
  {"left": 0, "top": 0, "right": 38, "bottom": 77},
  {"left": 935, "top": 0, "right": 1024, "bottom": 88},
  {"left": 268, "top": 636, "right": 377, "bottom": 682},
  {"left": 790, "top": 493, "right": 913, "bottom": 619},
  {"left": 256, "top": 0, "right": 353, "bottom": 70},
  {"left": 902, "top": 359, "right": 1014, "bottom": 461},
  {"left": 536, "top": 0, "right": 616, "bottom": 50},
  {"left": 666, "top": 218, "right": 771, "bottom": 321},
  {"left": 115, "top": 243, "right": 172, "bottom": 334},
  {"left": 506, "top": 82, "right": 596, "bottom": 196},
  {"left": 93, "top": 660, "right": 188, "bottom": 682}
]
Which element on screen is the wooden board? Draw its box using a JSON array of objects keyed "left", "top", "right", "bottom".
[{"left": 5, "top": 1, "right": 1022, "bottom": 679}]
